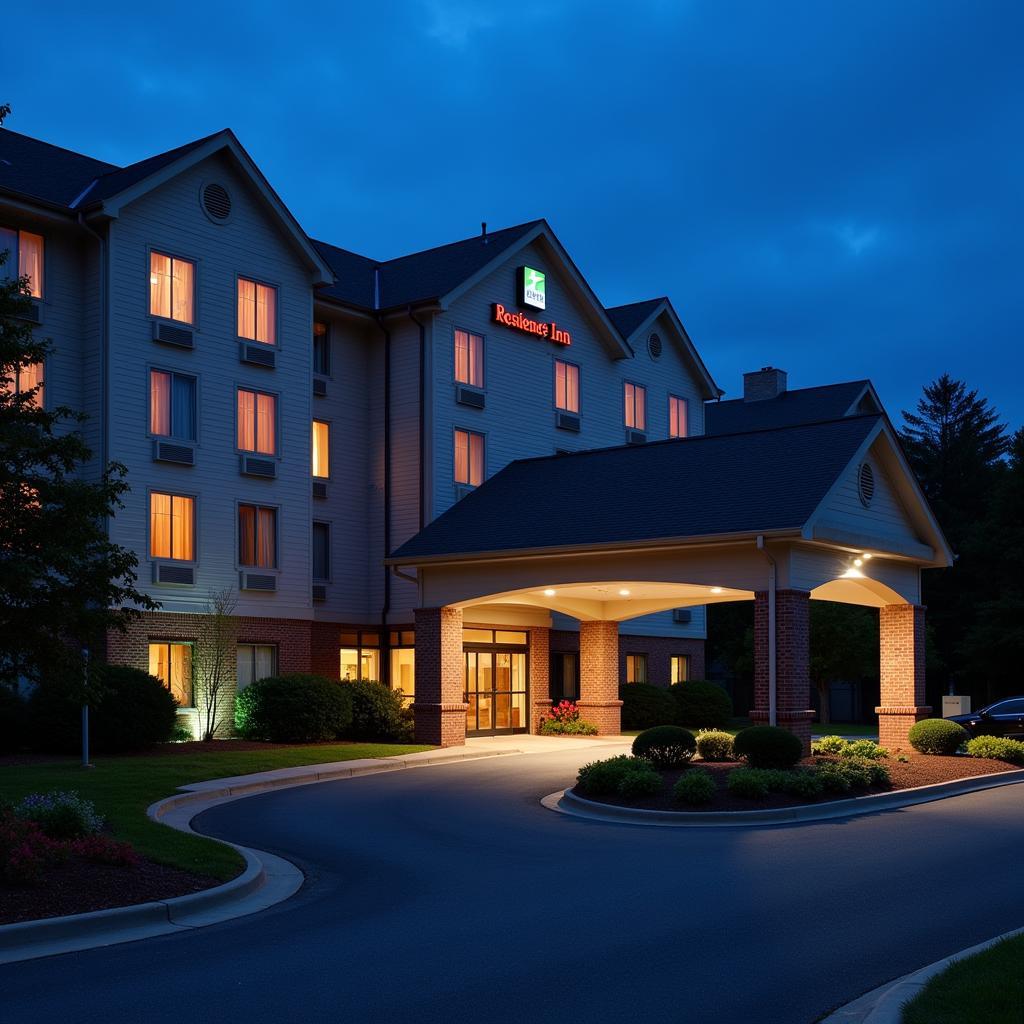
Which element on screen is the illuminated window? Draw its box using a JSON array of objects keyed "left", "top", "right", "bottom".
[
  {"left": 239, "top": 504, "right": 276, "bottom": 568},
  {"left": 554, "top": 359, "right": 580, "bottom": 413},
  {"left": 149, "top": 252, "right": 194, "bottom": 324},
  {"left": 390, "top": 647, "right": 415, "bottom": 703},
  {"left": 625, "top": 653, "right": 648, "bottom": 684},
  {"left": 150, "top": 493, "right": 194, "bottom": 561},
  {"left": 312, "top": 521, "right": 330, "bottom": 580},
  {"left": 454, "top": 428, "right": 484, "bottom": 487},
  {"left": 624, "top": 382, "right": 646, "bottom": 431},
  {"left": 3, "top": 361, "right": 44, "bottom": 409},
  {"left": 339, "top": 631, "right": 380, "bottom": 681},
  {"left": 312, "top": 420, "right": 330, "bottom": 478},
  {"left": 0, "top": 227, "right": 44, "bottom": 298},
  {"left": 237, "top": 388, "right": 276, "bottom": 455},
  {"left": 313, "top": 321, "right": 330, "bottom": 375},
  {"left": 670, "top": 655, "right": 690, "bottom": 684},
  {"left": 454, "top": 328, "right": 484, "bottom": 388},
  {"left": 237, "top": 277, "right": 276, "bottom": 344},
  {"left": 669, "top": 395, "right": 687, "bottom": 438},
  {"left": 148, "top": 642, "right": 192, "bottom": 706},
  {"left": 150, "top": 370, "right": 196, "bottom": 440},
  {"left": 237, "top": 644, "right": 277, "bottom": 691}
]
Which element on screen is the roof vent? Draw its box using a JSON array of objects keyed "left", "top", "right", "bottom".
[
  {"left": 201, "top": 182, "right": 232, "bottom": 222},
  {"left": 858, "top": 462, "right": 875, "bottom": 507},
  {"left": 743, "top": 366, "right": 787, "bottom": 402},
  {"left": 647, "top": 333, "right": 662, "bottom": 360}
]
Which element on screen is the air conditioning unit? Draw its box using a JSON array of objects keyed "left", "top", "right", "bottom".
[
  {"left": 672, "top": 608, "right": 692, "bottom": 624},
  {"left": 153, "top": 562, "right": 195, "bottom": 586},
  {"left": 16, "top": 303, "right": 41, "bottom": 325},
  {"left": 152, "top": 321, "right": 194, "bottom": 348},
  {"left": 312, "top": 479, "right": 328, "bottom": 499},
  {"left": 312, "top": 584, "right": 327, "bottom": 603},
  {"left": 455, "top": 484, "right": 475, "bottom": 502},
  {"left": 627, "top": 429, "right": 647, "bottom": 445},
  {"left": 239, "top": 342, "right": 276, "bottom": 368},
  {"left": 239, "top": 572, "right": 277, "bottom": 592},
  {"left": 240, "top": 454, "right": 276, "bottom": 478},
  {"left": 152, "top": 439, "right": 195, "bottom": 466},
  {"left": 455, "top": 385, "right": 485, "bottom": 409},
  {"left": 555, "top": 411, "right": 581, "bottom": 432},
  {"left": 313, "top": 377, "right": 328, "bottom": 397}
]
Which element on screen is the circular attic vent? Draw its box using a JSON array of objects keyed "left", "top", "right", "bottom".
[
  {"left": 858, "top": 462, "right": 876, "bottom": 507},
  {"left": 648, "top": 332, "right": 663, "bottom": 359},
  {"left": 201, "top": 182, "right": 232, "bottom": 222}
]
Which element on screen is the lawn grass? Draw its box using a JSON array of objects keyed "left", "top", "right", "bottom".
[
  {"left": 0, "top": 742, "right": 430, "bottom": 880},
  {"left": 902, "top": 934, "right": 1024, "bottom": 1024}
]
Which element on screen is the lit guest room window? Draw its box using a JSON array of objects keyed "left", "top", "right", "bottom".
[
  {"left": 624, "top": 382, "right": 646, "bottom": 430},
  {"left": 454, "top": 329, "right": 484, "bottom": 388},
  {"left": 625, "top": 653, "right": 648, "bottom": 684},
  {"left": 555, "top": 359, "right": 580, "bottom": 413},
  {"left": 237, "top": 388, "right": 276, "bottom": 455},
  {"left": 670, "top": 655, "right": 690, "bottom": 683},
  {"left": 148, "top": 642, "right": 192, "bottom": 706},
  {"left": 313, "top": 322, "right": 331, "bottom": 375},
  {"left": 3, "top": 361, "right": 45, "bottom": 408},
  {"left": 238, "top": 277, "right": 276, "bottom": 344},
  {"left": 150, "top": 493, "right": 195, "bottom": 561},
  {"left": 150, "top": 370, "right": 196, "bottom": 440},
  {"left": 149, "top": 252, "right": 194, "bottom": 323},
  {"left": 454, "top": 428, "right": 484, "bottom": 487},
  {"left": 312, "top": 420, "right": 330, "bottom": 478},
  {"left": 0, "top": 227, "right": 44, "bottom": 297},
  {"left": 239, "top": 504, "right": 276, "bottom": 568},
  {"left": 669, "top": 395, "right": 688, "bottom": 438}
]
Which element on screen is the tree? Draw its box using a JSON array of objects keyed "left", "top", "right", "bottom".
[
  {"left": 0, "top": 251, "right": 157, "bottom": 689},
  {"left": 192, "top": 588, "right": 238, "bottom": 741},
  {"left": 809, "top": 603, "right": 878, "bottom": 724}
]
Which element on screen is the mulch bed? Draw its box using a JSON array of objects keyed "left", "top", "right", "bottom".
[
  {"left": 578, "top": 754, "right": 1022, "bottom": 813},
  {"left": 0, "top": 856, "right": 221, "bottom": 926}
]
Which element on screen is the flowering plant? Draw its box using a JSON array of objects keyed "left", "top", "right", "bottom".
[
  {"left": 539, "top": 701, "right": 599, "bottom": 736},
  {"left": 0, "top": 811, "right": 67, "bottom": 884},
  {"left": 15, "top": 790, "right": 103, "bottom": 840},
  {"left": 544, "top": 700, "right": 582, "bottom": 724}
]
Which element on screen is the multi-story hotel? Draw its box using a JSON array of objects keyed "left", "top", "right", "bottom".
[{"left": 0, "top": 126, "right": 951, "bottom": 749}]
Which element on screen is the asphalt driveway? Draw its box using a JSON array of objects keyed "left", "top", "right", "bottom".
[{"left": 2, "top": 743, "right": 1023, "bottom": 1024}]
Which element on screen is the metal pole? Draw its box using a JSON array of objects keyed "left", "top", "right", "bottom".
[{"left": 81, "top": 647, "right": 93, "bottom": 769}]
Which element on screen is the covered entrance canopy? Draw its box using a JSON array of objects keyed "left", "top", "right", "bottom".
[{"left": 389, "top": 413, "right": 952, "bottom": 751}]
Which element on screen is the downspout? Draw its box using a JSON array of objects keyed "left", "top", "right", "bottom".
[
  {"left": 376, "top": 277, "right": 392, "bottom": 685},
  {"left": 406, "top": 306, "right": 427, "bottom": 530},
  {"left": 756, "top": 535, "right": 777, "bottom": 726}
]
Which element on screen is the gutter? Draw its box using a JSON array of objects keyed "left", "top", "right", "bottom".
[
  {"left": 756, "top": 535, "right": 777, "bottom": 727},
  {"left": 375, "top": 279, "right": 392, "bottom": 684}
]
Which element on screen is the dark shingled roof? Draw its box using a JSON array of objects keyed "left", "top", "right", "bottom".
[
  {"left": 605, "top": 297, "right": 665, "bottom": 339},
  {"left": 392, "top": 415, "right": 880, "bottom": 561},
  {"left": 311, "top": 239, "right": 380, "bottom": 311},
  {"left": 705, "top": 381, "right": 872, "bottom": 436},
  {"left": 0, "top": 129, "right": 116, "bottom": 207}
]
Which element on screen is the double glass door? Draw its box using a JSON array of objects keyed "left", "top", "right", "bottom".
[{"left": 465, "top": 649, "right": 528, "bottom": 735}]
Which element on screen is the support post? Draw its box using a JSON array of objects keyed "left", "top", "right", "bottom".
[
  {"left": 529, "top": 626, "right": 551, "bottom": 734},
  {"left": 412, "top": 607, "right": 467, "bottom": 747},
  {"left": 577, "top": 620, "right": 622, "bottom": 735},
  {"left": 876, "top": 604, "right": 930, "bottom": 751}
]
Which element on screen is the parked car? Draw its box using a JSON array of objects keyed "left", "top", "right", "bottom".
[{"left": 947, "top": 698, "right": 1024, "bottom": 739}]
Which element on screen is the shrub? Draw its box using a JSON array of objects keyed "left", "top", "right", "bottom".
[
  {"left": 965, "top": 735, "right": 1024, "bottom": 765},
  {"left": 733, "top": 725, "right": 803, "bottom": 769},
  {"left": 811, "top": 735, "right": 849, "bottom": 756},
  {"left": 344, "top": 680, "right": 413, "bottom": 742},
  {"left": 72, "top": 834, "right": 139, "bottom": 867},
  {"left": 844, "top": 739, "right": 889, "bottom": 761},
  {"left": 577, "top": 755, "right": 654, "bottom": 796},
  {"left": 539, "top": 701, "right": 599, "bottom": 735},
  {"left": 695, "top": 729, "right": 735, "bottom": 762},
  {"left": 616, "top": 763, "right": 663, "bottom": 798},
  {"left": 631, "top": 725, "right": 696, "bottom": 769},
  {"left": 781, "top": 769, "right": 825, "bottom": 800},
  {"left": 619, "top": 684, "right": 677, "bottom": 730},
  {"left": 673, "top": 768, "right": 717, "bottom": 805},
  {"left": 0, "top": 810, "right": 66, "bottom": 884},
  {"left": 811, "top": 756, "right": 890, "bottom": 793},
  {"left": 0, "top": 685, "right": 26, "bottom": 754},
  {"left": 669, "top": 680, "right": 732, "bottom": 728},
  {"left": 726, "top": 767, "right": 774, "bottom": 799},
  {"left": 235, "top": 674, "right": 353, "bottom": 743},
  {"left": 15, "top": 791, "right": 103, "bottom": 840},
  {"left": 908, "top": 718, "right": 969, "bottom": 755},
  {"left": 169, "top": 722, "right": 195, "bottom": 743}
]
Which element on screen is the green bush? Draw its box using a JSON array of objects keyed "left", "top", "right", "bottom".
[
  {"left": 577, "top": 755, "right": 654, "bottom": 796},
  {"left": 695, "top": 729, "right": 735, "bottom": 762},
  {"left": 964, "top": 735, "right": 1024, "bottom": 765},
  {"left": 726, "top": 767, "right": 775, "bottom": 799},
  {"left": 812, "top": 756, "right": 890, "bottom": 793},
  {"left": 235, "top": 674, "right": 353, "bottom": 743},
  {"left": 811, "top": 735, "right": 849, "bottom": 756},
  {"left": 619, "top": 684, "right": 677, "bottom": 730},
  {"left": 15, "top": 790, "right": 103, "bottom": 840},
  {"left": 539, "top": 718, "right": 599, "bottom": 735},
  {"left": 844, "top": 739, "right": 889, "bottom": 761},
  {"left": 616, "top": 763, "right": 663, "bottom": 798},
  {"left": 343, "top": 680, "right": 413, "bottom": 742},
  {"left": 0, "top": 686, "right": 26, "bottom": 754},
  {"left": 669, "top": 680, "right": 732, "bottom": 728},
  {"left": 733, "top": 725, "right": 803, "bottom": 769},
  {"left": 908, "top": 718, "right": 969, "bottom": 755},
  {"left": 673, "top": 768, "right": 717, "bottom": 805},
  {"left": 631, "top": 725, "right": 696, "bottom": 769}
]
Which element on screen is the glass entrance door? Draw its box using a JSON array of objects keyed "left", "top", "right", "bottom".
[{"left": 465, "top": 649, "right": 528, "bottom": 735}]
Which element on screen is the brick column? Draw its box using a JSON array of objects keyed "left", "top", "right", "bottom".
[
  {"left": 876, "top": 604, "right": 930, "bottom": 751},
  {"left": 751, "top": 590, "right": 814, "bottom": 754},
  {"left": 412, "top": 607, "right": 466, "bottom": 747},
  {"left": 529, "top": 626, "right": 551, "bottom": 734},
  {"left": 578, "top": 620, "right": 622, "bottom": 735}
]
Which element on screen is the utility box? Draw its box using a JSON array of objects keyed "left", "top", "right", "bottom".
[{"left": 942, "top": 695, "right": 971, "bottom": 718}]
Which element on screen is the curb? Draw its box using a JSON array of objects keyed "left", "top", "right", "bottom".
[
  {"left": 819, "top": 925, "right": 1024, "bottom": 1023},
  {"left": 0, "top": 745, "right": 521, "bottom": 965},
  {"left": 541, "top": 766, "right": 1024, "bottom": 828}
]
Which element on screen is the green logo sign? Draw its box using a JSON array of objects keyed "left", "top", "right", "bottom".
[{"left": 520, "top": 266, "right": 546, "bottom": 310}]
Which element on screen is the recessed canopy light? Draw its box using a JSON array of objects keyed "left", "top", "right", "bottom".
[
  {"left": 862, "top": 552, "right": 873, "bottom": 560},
  {"left": 618, "top": 588, "right": 631, "bottom": 596},
  {"left": 710, "top": 586, "right": 723, "bottom": 594},
  {"left": 543, "top": 588, "right": 556, "bottom": 597},
  {"left": 854, "top": 558, "right": 863, "bottom": 567}
]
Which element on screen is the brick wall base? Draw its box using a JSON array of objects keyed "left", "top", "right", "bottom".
[{"left": 411, "top": 703, "right": 469, "bottom": 747}]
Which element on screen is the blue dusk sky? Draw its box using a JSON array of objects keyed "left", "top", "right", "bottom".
[{"left": 9, "top": 1, "right": 1023, "bottom": 425}]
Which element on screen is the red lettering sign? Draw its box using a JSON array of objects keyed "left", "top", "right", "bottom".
[{"left": 492, "top": 304, "right": 571, "bottom": 346}]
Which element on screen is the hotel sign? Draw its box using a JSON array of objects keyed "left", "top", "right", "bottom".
[
  {"left": 492, "top": 304, "right": 571, "bottom": 345},
  {"left": 518, "top": 266, "right": 546, "bottom": 309}
]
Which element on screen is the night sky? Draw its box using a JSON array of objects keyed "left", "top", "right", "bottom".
[{"left": 11, "top": 2, "right": 1023, "bottom": 424}]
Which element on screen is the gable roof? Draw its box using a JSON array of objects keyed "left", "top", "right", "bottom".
[
  {"left": 705, "top": 381, "right": 875, "bottom": 435},
  {"left": 391, "top": 415, "right": 882, "bottom": 563},
  {"left": 605, "top": 298, "right": 665, "bottom": 339},
  {"left": 0, "top": 129, "right": 116, "bottom": 208}
]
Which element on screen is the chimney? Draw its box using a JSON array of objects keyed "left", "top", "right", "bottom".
[
  {"left": 481, "top": 221, "right": 488, "bottom": 244},
  {"left": 743, "top": 366, "right": 788, "bottom": 402}
]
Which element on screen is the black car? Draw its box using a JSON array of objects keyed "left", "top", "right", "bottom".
[{"left": 948, "top": 698, "right": 1024, "bottom": 739}]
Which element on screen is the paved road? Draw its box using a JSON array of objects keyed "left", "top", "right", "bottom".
[{"left": 3, "top": 745, "right": 1023, "bottom": 1024}]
